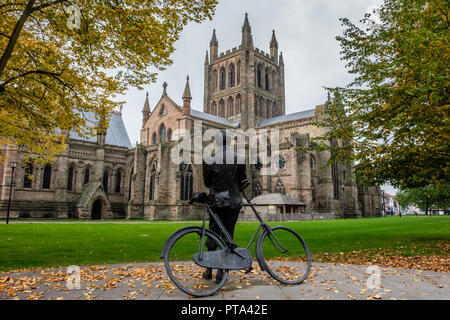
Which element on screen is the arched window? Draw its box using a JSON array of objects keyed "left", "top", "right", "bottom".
[
  {"left": 266, "top": 100, "right": 271, "bottom": 118},
  {"left": 152, "top": 132, "right": 157, "bottom": 145},
  {"left": 272, "top": 70, "right": 277, "bottom": 92},
  {"left": 159, "top": 104, "right": 167, "bottom": 116},
  {"left": 255, "top": 98, "right": 259, "bottom": 116},
  {"left": 275, "top": 179, "right": 286, "bottom": 195},
  {"left": 180, "top": 163, "right": 193, "bottom": 201},
  {"left": 330, "top": 139, "right": 340, "bottom": 200},
  {"left": 257, "top": 65, "right": 262, "bottom": 88},
  {"left": 212, "top": 69, "right": 218, "bottom": 92},
  {"left": 227, "top": 97, "right": 234, "bottom": 117},
  {"left": 235, "top": 94, "right": 241, "bottom": 115},
  {"left": 219, "top": 99, "right": 225, "bottom": 118},
  {"left": 149, "top": 162, "right": 157, "bottom": 200},
  {"left": 168, "top": 129, "right": 173, "bottom": 141},
  {"left": 23, "top": 163, "right": 33, "bottom": 188},
  {"left": 237, "top": 61, "right": 241, "bottom": 85},
  {"left": 103, "top": 170, "right": 109, "bottom": 193},
  {"left": 265, "top": 69, "right": 270, "bottom": 91},
  {"left": 67, "top": 164, "right": 75, "bottom": 191},
  {"left": 229, "top": 64, "right": 235, "bottom": 88},
  {"left": 84, "top": 166, "right": 90, "bottom": 185},
  {"left": 259, "top": 97, "right": 264, "bottom": 117},
  {"left": 253, "top": 181, "right": 262, "bottom": 197},
  {"left": 115, "top": 169, "right": 122, "bottom": 193},
  {"left": 160, "top": 124, "right": 166, "bottom": 142},
  {"left": 220, "top": 67, "right": 226, "bottom": 90},
  {"left": 273, "top": 102, "right": 279, "bottom": 117},
  {"left": 211, "top": 101, "right": 217, "bottom": 115},
  {"left": 42, "top": 164, "right": 52, "bottom": 189}
]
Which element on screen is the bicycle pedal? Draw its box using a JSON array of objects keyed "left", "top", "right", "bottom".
[{"left": 245, "top": 266, "right": 253, "bottom": 274}]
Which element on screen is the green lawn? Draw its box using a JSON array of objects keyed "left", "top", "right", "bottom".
[{"left": 0, "top": 216, "right": 448, "bottom": 272}]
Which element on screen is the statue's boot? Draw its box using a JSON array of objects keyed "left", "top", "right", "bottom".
[
  {"left": 215, "top": 269, "right": 224, "bottom": 283},
  {"left": 202, "top": 268, "right": 212, "bottom": 280}
]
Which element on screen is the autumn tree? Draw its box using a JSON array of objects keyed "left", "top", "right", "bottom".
[
  {"left": 0, "top": 0, "right": 217, "bottom": 162},
  {"left": 396, "top": 184, "right": 450, "bottom": 214},
  {"left": 311, "top": 0, "right": 449, "bottom": 189}
]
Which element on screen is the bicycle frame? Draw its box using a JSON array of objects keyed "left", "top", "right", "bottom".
[{"left": 198, "top": 191, "right": 289, "bottom": 264}]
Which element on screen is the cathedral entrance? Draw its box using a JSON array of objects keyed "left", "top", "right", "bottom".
[{"left": 91, "top": 199, "right": 102, "bottom": 220}]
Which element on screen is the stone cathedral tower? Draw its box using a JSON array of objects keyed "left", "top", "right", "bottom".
[{"left": 203, "top": 13, "right": 286, "bottom": 130}]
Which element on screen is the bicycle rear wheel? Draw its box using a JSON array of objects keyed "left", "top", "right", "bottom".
[
  {"left": 256, "top": 226, "right": 311, "bottom": 285},
  {"left": 162, "top": 226, "right": 229, "bottom": 297}
]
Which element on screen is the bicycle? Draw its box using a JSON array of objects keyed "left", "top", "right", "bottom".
[{"left": 160, "top": 190, "right": 311, "bottom": 297}]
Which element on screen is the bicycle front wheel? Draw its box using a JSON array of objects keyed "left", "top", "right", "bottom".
[
  {"left": 162, "top": 226, "right": 229, "bottom": 297},
  {"left": 256, "top": 226, "right": 311, "bottom": 285}
]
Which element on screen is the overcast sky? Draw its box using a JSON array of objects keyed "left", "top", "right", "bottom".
[{"left": 116, "top": 0, "right": 397, "bottom": 193}]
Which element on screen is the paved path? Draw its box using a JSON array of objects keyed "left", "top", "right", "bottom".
[{"left": 0, "top": 262, "right": 448, "bottom": 300}]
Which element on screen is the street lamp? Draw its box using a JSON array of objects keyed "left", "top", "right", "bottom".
[
  {"left": 342, "top": 184, "right": 346, "bottom": 219},
  {"left": 6, "top": 161, "right": 17, "bottom": 224}
]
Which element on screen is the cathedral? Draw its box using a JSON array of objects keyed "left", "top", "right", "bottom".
[{"left": 0, "top": 14, "right": 382, "bottom": 221}]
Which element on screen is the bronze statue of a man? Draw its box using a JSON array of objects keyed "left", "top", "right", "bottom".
[{"left": 202, "top": 129, "right": 249, "bottom": 282}]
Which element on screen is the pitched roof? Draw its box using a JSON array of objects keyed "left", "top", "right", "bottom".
[
  {"left": 190, "top": 109, "right": 240, "bottom": 128},
  {"left": 69, "top": 112, "right": 132, "bottom": 148},
  {"left": 251, "top": 193, "right": 306, "bottom": 206},
  {"left": 255, "top": 108, "right": 315, "bottom": 128}
]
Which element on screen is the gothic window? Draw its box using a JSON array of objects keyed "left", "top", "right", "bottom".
[
  {"left": 265, "top": 69, "right": 270, "bottom": 91},
  {"left": 310, "top": 155, "right": 316, "bottom": 176},
  {"left": 103, "top": 170, "right": 109, "bottom": 193},
  {"left": 212, "top": 70, "right": 218, "bottom": 92},
  {"left": 67, "top": 164, "right": 75, "bottom": 191},
  {"left": 273, "top": 102, "right": 279, "bottom": 117},
  {"left": 278, "top": 156, "right": 286, "bottom": 169},
  {"left": 159, "top": 104, "right": 167, "bottom": 116},
  {"left": 272, "top": 70, "right": 277, "bottom": 92},
  {"left": 227, "top": 97, "right": 234, "bottom": 117},
  {"left": 237, "top": 61, "right": 241, "bottom": 85},
  {"left": 257, "top": 65, "right": 262, "bottom": 88},
  {"left": 219, "top": 99, "right": 225, "bottom": 118},
  {"left": 179, "top": 163, "right": 193, "bottom": 201},
  {"left": 149, "top": 162, "right": 157, "bottom": 200},
  {"left": 266, "top": 100, "right": 272, "bottom": 118},
  {"left": 220, "top": 67, "right": 226, "bottom": 90},
  {"left": 168, "top": 129, "right": 173, "bottom": 141},
  {"left": 115, "top": 169, "right": 122, "bottom": 193},
  {"left": 42, "top": 164, "right": 52, "bottom": 189},
  {"left": 152, "top": 132, "right": 157, "bottom": 145},
  {"left": 253, "top": 181, "right": 262, "bottom": 197},
  {"left": 330, "top": 139, "right": 340, "bottom": 200},
  {"left": 23, "top": 163, "right": 33, "bottom": 188},
  {"left": 235, "top": 94, "right": 241, "bottom": 115},
  {"left": 229, "top": 64, "right": 235, "bottom": 88},
  {"left": 275, "top": 179, "right": 286, "bottom": 195},
  {"left": 255, "top": 99, "right": 259, "bottom": 116},
  {"left": 160, "top": 124, "right": 166, "bottom": 142},
  {"left": 211, "top": 101, "right": 217, "bottom": 115},
  {"left": 84, "top": 166, "right": 90, "bottom": 185},
  {"left": 259, "top": 97, "right": 264, "bottom": 117}
]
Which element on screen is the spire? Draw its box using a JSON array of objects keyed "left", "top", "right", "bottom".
[
  {"left": 142, "top": 91, "right": 150, "bottom": 113},
  {"left": 182, "top": 76, "right": 191, "bottom": 116},
  {"left": 210, "top": 29, "right": 218, "bottom": 61},
  {"left": 182, "top": 76, "right": 192, "bottom": 99},
  {"left": 241, "top": 13, "right": 253, "bottom": 49},
  {"left": 142, "top": 91, "right": 151, "bottom": 127},
  {"left": 270, "top": 30, "right": 279, "bottom": 60},
  {"left": 204, "top": 50, "right": 209, "bottom": 65},
  {"left": 270, "top": 30, "right": 278, "bottom": 48},
  {"left": 210, "top": 29, "right": 218, "bottom": 47},
  {"left": 279, "top": 52, "right": 284, "bottom": 66},
  {"left": 242, "top": 12, "right": 251, "bottom": 33}
]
